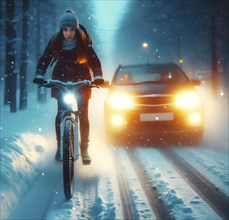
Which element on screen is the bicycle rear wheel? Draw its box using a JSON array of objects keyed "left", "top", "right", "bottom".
[{"left": 63, "top": 120, "right": 74, "bottom": 200}]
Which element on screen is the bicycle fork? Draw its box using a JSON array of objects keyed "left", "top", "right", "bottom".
[{"left": 60, "top": 111, "right": 80, "bottom": 160}]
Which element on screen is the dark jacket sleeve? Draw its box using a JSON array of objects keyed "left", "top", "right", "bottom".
[
  {"left": 35, "top": 37, "right": 54, "bottom": 76},
  {"left": 87, "top": 45, "right": 103, "bottom": 80},
  {"left": 79, "top": 25, "right": 103, "bottom": 79}
]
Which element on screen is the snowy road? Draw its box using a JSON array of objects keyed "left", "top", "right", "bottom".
[
  {"left": 114, "top": 147, "right": 228, "bottom": 220},
  {"left": 1, "top": 91, "right": 228, "bottom": 220},
  {"left": 160, "top": 149, "right": 229, "bottom": 219},
  {"left": 2, "top": 136, "right": 228, "bottom": 220}
]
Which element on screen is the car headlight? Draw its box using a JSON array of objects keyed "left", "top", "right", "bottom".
[
  {"left": 107, "top": 93, "right": 134, "bottom": 110},
  {"left": 110, "top": 114, "right": 125, "bottom": 126},
  {"left": 188, "top": 113, "right": 202, "bottom": 124},
  {"left": 175, "top": 91, "right": 202, "bottom": 109}
]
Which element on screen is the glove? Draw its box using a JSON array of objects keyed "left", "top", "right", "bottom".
[
  {"left": 93, "top": 77, "right": 104, "bottom": 85},
  {"left": 33, "top": 74, "right": 45, "bottom": 84}
]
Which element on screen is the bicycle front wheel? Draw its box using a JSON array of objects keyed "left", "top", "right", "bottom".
[{"left": 63, "top": 120, "right": 74, "bottom": 200}]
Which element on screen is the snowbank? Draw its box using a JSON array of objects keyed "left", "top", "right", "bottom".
[{"left": 0, "top": 133, "right": 48, "bottom": 219}]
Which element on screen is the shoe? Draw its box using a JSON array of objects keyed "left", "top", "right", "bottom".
[{"left": 81, "top": 149, "right": 91, "bottom": 165}]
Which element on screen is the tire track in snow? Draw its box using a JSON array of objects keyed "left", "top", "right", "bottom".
[
  {"left": 128, "top": 149, "right": 173, "bottom": 220},
  {"left": 80, "top": 175, "right": 99, "bottom": 219},
  {"left": 43, "top": 163, "right": 101, "bottom": 219},
  {"left": 160, "top": 149, "right": 229, "bottom": 220},
  {"left": 114, "top": 148, "right": 157, "bottom": 219},
  {"left": 114, "top": 150, "right": 135, "bottom": 220}
]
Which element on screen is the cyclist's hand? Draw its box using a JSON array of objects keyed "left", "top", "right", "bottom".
[
  {"left": 93, "top": 77, "right": 104, "bottom": 85},
  {"left": 33, "top": 74, "right": 45, "bottom": 84}
]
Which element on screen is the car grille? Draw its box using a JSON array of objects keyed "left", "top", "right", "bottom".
[{"left": 134, "top": 94, "right": 175, "bottom": 106}]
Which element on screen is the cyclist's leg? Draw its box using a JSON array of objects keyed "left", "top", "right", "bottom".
[
  {"left": 55, "top": 98, "right": 66, "bottom": 160},
  {"left": 77, "top": 94, "right": 91, "bottom": 164}
]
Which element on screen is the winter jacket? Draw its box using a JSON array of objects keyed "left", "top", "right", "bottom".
[{"left": 35, "top": 26, "right": 103, "bottom": 99}]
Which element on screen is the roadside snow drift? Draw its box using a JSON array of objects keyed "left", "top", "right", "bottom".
[{"left": 0, "top": 133, "right": 48, "bottom": 219}]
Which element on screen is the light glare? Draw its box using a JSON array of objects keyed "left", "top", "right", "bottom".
[
  {"left": 176, "top": 91, "right": 201, "bottom": 109},
  {"left": 64, "top": 93, "right": 75, "bottom": 104},
  {"left": 189, "top": 113, "right": 201, "bottom": 124},
  {"left": 111, "top": 115, "right": 124, "bottom": 126},
  {"left": 108, "top": 93, "right": 134, "bottom": 109},
  {"left": 142, "top": 42, "right": 148, "bottom": 48}
]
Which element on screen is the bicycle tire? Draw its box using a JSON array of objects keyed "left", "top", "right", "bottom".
[{"left": 63, "top": 120, "right": 74, "bottom": 200}]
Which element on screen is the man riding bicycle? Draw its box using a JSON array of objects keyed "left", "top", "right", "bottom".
[{"left": 33, "top": 10, "right": 104, "bottom": 164}]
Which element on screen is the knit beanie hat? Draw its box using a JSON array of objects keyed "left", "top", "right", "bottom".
[{"left": 60, "top": 10, "right": 79, "bottom": 29}]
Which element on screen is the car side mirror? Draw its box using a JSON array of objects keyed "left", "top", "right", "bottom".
[
  {"left": 100, "top": 80, "right": 110, "bottom": 88},
  {"left": 191, "top": 79, "right": 201, "bottom": 86}
]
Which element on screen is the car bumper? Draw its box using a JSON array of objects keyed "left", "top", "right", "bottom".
[{"left": 105, "top": 104, "right": 204, "bottom": 141}]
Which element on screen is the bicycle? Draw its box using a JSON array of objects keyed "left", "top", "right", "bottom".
[{"left": 39, "top": 79, "right": 98, "bottom": 199}]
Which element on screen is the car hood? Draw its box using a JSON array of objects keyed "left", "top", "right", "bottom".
[{"left": 109, "top": 83, "right": 196, "bottom": 96}]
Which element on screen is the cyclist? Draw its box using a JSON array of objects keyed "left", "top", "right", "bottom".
[{"left": 33, "top": 10, "right": 104, "bottom": 164}]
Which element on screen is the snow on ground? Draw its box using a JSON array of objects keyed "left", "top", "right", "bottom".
[
  {"left": 136, "top": 148, "right": 221, "bottom": 220},
  {"left": 0, "top": 133, "right": 50, "bottom": 219},
  {"left": 175, "top": 148, "right": 229, "bottom": 197},
  {"left": 0, "top": 89, "right": 228, "bottom": 219},
  {"left": 115, "top": 148, "right": 156, "bottom": 219},
  {"left": 1, "top": 90, "right": 123, "bottom": 219}
]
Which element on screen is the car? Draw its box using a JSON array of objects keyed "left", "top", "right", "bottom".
[{"left": 104, "top": 62, "right": 204, "bottom": 145}]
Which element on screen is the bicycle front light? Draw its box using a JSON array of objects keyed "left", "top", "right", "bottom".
[{"left": 64, "top": 93, "right": 76, "bottom": 105}]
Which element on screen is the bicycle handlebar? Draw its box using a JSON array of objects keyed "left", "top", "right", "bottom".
[{"left": 38, "top": 79, "right": 99, "bottom": 89}]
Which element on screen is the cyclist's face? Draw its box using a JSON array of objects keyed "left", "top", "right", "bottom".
[{"left": 62, "top": 27, "right": 76, "bottom": 41}]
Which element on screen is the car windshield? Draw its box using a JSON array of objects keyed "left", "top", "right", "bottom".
[{"left": 115, "top": 65, "right": 188, "bottom": 85}]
